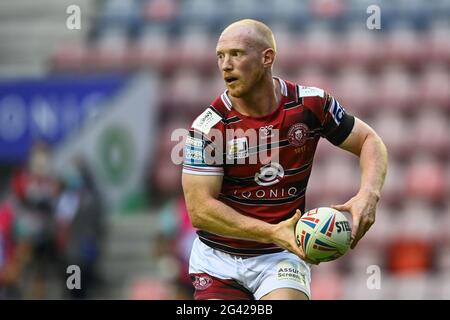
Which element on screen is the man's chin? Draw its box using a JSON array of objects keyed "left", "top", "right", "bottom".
[{"left": 227, "top": 87, "right": 245, "bottom": 98}]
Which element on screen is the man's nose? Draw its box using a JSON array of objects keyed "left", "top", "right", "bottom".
[{"left": 221, "top": 56, "right": 233, "bottom": 71}]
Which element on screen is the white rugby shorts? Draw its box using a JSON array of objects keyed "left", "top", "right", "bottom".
[{"left": 189, "top": 237, "right": 312, "bottom": 299}]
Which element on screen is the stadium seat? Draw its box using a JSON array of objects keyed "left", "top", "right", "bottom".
[
  {"left": 405, "top": 155, "right": 448, "bottom": 203},
  {"left": 343, "top": 273, "right": 393, "bottom": 300},
  {"left": 361, "top": 203, "right": 395, "bottom": 247},
  {"left": 164, "top": 68, "right": 204, "bottom": 107},
  {"left": 436, "top": 205, "right": 450, "bottom": 245},
  {"left": 384, "top": 26, "right": 424, "bottom": 65},
  {"left": 391, "top": 273, "right": 429, "bottom": 299},
  {"left": 172, "top": 26, "right": 215, "bottom": 70},
  {"left": 319, "top": 153, "right": 360, "bottom": 200},
  {"left": 89, "top": 27, "right": 129, "bottom": 69},
  {"left": 333, "top": 67, "right": 375, "bottom": 116},
  {"left": 292, "top": 66, "right": 332, "bottom": 91},
  {"left": 370, "top": 109, "right": 413, "bottom": 159},
  {"left": 134, "top": 24, "right": 170, "bottom": 67},
  {"left": 419, "top": 65, "right": 450, "bottom": 110},
  {"left": 376, "top": 65, "right": 417, "bottom": 112},
  {"left": 342, "top": 29, "right": 381, "bottom": 67},
  {"left": 412, "top": 108, "right": 450, "bottom": 157},
  {"left": 435, "top": 274, "right": 450, "bottom": 299},
  {"left": 302, "top": 28, "right": 338, "bottom": 67},
  {"left": 427, "top": 21, "right": 450, "bottom": 64},
  {"left": 311, "top": 266, "right": 344, "bottom": 300},
  {"left": 142, "top": 0, "right": 179, "bottom": 22}
]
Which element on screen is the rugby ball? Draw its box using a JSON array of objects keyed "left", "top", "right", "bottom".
[{"left": 295, "top": 207, "right": 351, "bottom": 263}]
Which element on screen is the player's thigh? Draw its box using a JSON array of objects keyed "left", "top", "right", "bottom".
[
  {"left": 260, "top": 288, "right": 309, "bottom": 300},
  {"left": 250, "top": 252, "right": 311, "bottom": 300}
]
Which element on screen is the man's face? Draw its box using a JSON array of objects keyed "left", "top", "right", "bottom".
[{"left": 216, "top": 34, "right": 265, "bottom": 98}]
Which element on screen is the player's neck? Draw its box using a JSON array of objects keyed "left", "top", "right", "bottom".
[{"left": 230, "top": 76, "right": 280, "bottom": 118}]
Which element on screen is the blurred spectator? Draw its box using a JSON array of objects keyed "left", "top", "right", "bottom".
[
  {"left": 155, "top": 195, "right": 196, "bottom": 299},
  {"left": 0, "top": 197, "right": 32, "bottom": 299},
  {"left": 55, "top": 157, "right": 106, "bottom": 299},
  {"left": 9, "top": 141, "right": 59, "bottom": 299},
  {"left": 146, "top": 119, "right": 196, "bottom": 299}
]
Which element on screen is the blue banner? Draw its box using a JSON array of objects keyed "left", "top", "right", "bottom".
[{"left": 0, "top": 74, "right": 126, "bottom": 163}]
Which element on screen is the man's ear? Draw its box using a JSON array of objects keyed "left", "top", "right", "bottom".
[{"left": 262, "top": 48, "right": 276, "bottom": 68}]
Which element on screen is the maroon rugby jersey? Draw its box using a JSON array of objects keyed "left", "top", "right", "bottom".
[{"left": 183, "top": 77, "right": 354, "bottom": 255}]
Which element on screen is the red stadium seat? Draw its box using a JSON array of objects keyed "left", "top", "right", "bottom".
[
  {"left": 333, "top": 67, "right": 375, "bottom": 116},
  {"left": 134, "top": 26, "right": 170, "bottom": 67},
  {"left": 419, "top": 65, "right": 450, "bottom": 110},
  {"left": 412, "top": 109, "right": 450, "bottom": 157},
  {"left": 376, "top": 65, "right": 418, "bottom": 112},
  {"left": 319, "top": 153, "right": 360, "bottom": 200},
  {"left": 343, "top": 29, "right": 382, "bottom": 67},
  {"left": 292, "top": 66, "right": 332, "bottom": 91},
  {"left": 370, "top": 109, "right": 413, "bottom": 159},
  {"left": 383, "top": 28, "right": 424, "bottom": 65},
  {"left": 143, "top": 0, "right": 179, "bottom": 22},
  {"left": 311, "top": 266, "right": 343, "bottom": 300},
  {"left": 405, "top": 156, "right": 448, "bottom": 203},
  {"left": 164, "top": 69, "right": 205, "bottom": 110},
  {"left": 302, "top": 29, "right": 339, "bottom": 67},
  {"left": 171, "top": 27, "right": 215, "bottom": 70},
  {"left": 88, "top": 29, "right": 129, "bottom": 70},
  {"left": 426, "top": 23, "right": 450, "bottom": 64}
]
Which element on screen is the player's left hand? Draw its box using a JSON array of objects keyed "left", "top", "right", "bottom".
[{"left": 331, "top": 191, "right": 379, "bottom": 249}]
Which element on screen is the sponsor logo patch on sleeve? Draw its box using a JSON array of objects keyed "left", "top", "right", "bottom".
[
  {"left": 192, "top": 108, "right": 222, "bottom": 134},
  {"left": 328, "top": 97, "right": 346, "bottom": 125},
  {"left": 299, "top": 86, "right": 324, "bottom": 98},
  {"left": 184, "top": 148, "right": 204, "bottom": 163},
  {"left": 185, "top": 136, "right": 204, "bottom": 148}
]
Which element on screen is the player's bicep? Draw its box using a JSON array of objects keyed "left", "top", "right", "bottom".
[
  {"left": 338, "top": 117, "right": 375, "bottom": 156},
  {"left": 182, "top": 173, "right": 223, "bottom": 202},
  {"left": 182, "top": 173, "right": 223, "bottom": 226}
]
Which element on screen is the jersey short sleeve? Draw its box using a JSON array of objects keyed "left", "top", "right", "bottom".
[
  {"left": 182, "top": 107, "right": 225, "bottom": 176},
  {"left": 320, "top": 92, "right": 355, "bottom": 145},
  {"left": 299, "top": 86, "right": 355, "bottom": 146}
]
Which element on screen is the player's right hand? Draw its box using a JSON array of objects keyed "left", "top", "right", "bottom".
[{"left": 271, "top": 209, "right": 319, "bottom": 265}]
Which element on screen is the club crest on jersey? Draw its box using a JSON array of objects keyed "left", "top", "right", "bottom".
[
  {"left": 288, "top": 123, "right": 309, "bottom": 147},
  {"left": 227, "top": 137, "right": 248, "bottom": 159},
  {"left": 192, "top": 275, "right": 213, "bottom": 291}
]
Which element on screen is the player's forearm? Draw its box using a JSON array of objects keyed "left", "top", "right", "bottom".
[
  {"left": 358, "top": 133, "right": 388, "bottom": 200},
  {"left": 188, "top": 197, "right": 276, "bottom": 244}
]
